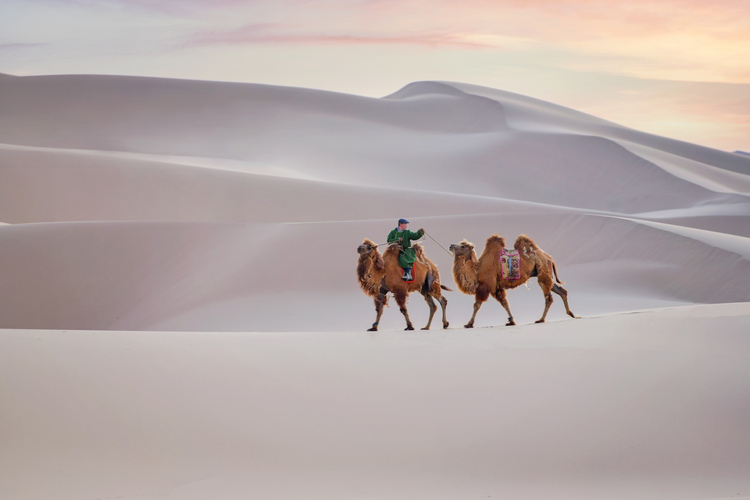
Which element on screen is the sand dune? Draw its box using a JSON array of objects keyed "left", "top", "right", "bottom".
[
  {"left": 1, "top": 74, "right": 749, "bottom": 498},
  {"left": 1, "top": 75, "right": 748, "bottom": 330},
  {"left": 0, "top": 213, "right": 748, "bottom": 332},
  {"left": 2, "top": 77, "right": 747, "bottom": 210}
]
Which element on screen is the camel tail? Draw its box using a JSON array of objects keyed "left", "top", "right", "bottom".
[
  {"left": 552, "top": 261, "right": 565, "bottom": 285},
  {"left": 441, "top": 284, "right": 453, "bottom": 292}
]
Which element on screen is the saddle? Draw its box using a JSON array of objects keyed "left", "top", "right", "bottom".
[{"left": 500, "top": 248, "right": 520, "bottom": 280}]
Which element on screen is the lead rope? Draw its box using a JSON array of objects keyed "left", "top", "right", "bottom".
[{"left": 423, "top": 231, "right": 453, "bottom": 257}]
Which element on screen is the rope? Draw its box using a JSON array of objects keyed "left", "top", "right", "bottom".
[
  {"left": 373, "top": 232, "right": 452, "bottom": 256},
  {"left": 423, "top": 231, "right": 454, "bottom": 257}
]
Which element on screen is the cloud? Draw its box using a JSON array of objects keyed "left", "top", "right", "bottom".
[
  {"left": 0, "top": 43, "right": 47, "bottom": 51},
  {"left": 357, "top": 0, "right": 750, "bottom": 42},
  {"left": 21, "top": 0, "right": 259, "bottom": 12},
  {"left": 183, "top": 24, "right": 504, "bottom": 49},
  {"left": 6, "top": 0, "right": 749, "bottom": 87}
]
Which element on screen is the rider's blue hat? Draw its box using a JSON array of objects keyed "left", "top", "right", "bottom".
[{"left": 398, "top": 218, "right": 409, "bottom": 224}]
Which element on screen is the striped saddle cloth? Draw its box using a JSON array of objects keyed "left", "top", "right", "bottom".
[{"left": 500, "top": 248, "right": 520, "bottom": 280}]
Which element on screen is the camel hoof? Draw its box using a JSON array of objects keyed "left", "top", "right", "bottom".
[
  {"left": 405, "top": 326, "right": 415, "bottom": 331},
  {"left": 367, "top": 326, "right": 378, "bottom": 332},
  {"left": 534, "top": 319, "right": 545, "bottom": 324},
  {"left": 443, "top": 322, "right": 449, "bottom": 329},
  {"left": 569, "top": 312, "right": 577, "bottom": 318},
  {"left": 421, "top": 326, "right": 430, "bottom": 330},
  {"left": 464, "top": 324, "right": 473, "bottom": 329},
  {"left": 506, "top": 320, "right": 516, "bottom": 326}
]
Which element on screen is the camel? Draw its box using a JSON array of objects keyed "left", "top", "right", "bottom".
[
  {"left": 449, "top": 234, "right": 576, "bottom": 327},
  {"left": 357, "top": 238, "right": 450, "bottom": 331}
]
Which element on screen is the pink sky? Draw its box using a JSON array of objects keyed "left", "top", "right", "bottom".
[{"left": 1, "top": 0, "right": 748, "bottom": 151}]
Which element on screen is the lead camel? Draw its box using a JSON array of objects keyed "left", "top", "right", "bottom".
[{"left": 357, "top": 238, "right": 450, "bottom": 331}]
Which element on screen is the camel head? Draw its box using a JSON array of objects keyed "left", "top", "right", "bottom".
[
  {"left": 358, "top": 238, "right": 378, "bottom": 256},
  {"left": 448, "top": 239, "right": 476, "bottom": 260},
  {"left": 357, "top": 238, "right": 385, "bottom": 295},
  {"left": 448, "top": 239, "right": 479, "bottom": 295},
  {"left": 358, "top": 238, "right": 384, "bottom": 271}
]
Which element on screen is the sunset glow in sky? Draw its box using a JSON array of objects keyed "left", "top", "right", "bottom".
[{"left": 2, "top": 0, "right": 748, "bottom": 152}]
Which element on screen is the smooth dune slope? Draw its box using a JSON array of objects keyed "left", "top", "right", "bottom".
[{"left": 0, "top": 214, "right": 749, "bottom": 331}]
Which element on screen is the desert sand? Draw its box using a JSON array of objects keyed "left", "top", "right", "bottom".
[{"left": 1, "top": 74, "right": 749, "bottom": 499}]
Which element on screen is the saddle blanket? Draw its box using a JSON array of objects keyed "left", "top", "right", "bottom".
[{"left": 500, "top": 248, "right": 520, "bottom": 280}]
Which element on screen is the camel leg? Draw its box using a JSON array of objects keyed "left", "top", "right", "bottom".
[
  {"left": 421, "top": 293, "right": 437, "bottom": 330},
  {"left": 536, "top": 279, "right": 554, "bottom": 324},
  {"left": 427, "top": 280, "right": 449, "bottom": 329},
  {"left": 495, "top": 288, "right": 516, "bottom": 326},
  {"left": 438, "top": 296, "right": 449, "bottom": 329},
  {"left": 465, "top": 285, "right": 490, "bottom": 328},
  {"left": 367, "top": 293, "right": 387, "bottom": 331},
  {"left": 552, "top": 283, "right": 577, "bottom": 319},
  {"left": 465, "top": 301, "right": 482, "bottom": 328},
  {"left": 394, "top": 290, "right": 414, "bottom": 331}
]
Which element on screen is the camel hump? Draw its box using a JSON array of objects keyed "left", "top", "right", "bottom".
[
  {"left": 514, "top": 234, "right": 539, "bottom": 254},
  {"left": 383, "top": 243, "right": 400, "bottom": 258},
  {"left": 414, "top": 243, "right": 425, "bottom": 259},
  {"left": 413, "top": 244, "right": 435, "bottom": 267},
  {"left": 486, "top": 234, "right": 505, "bottom": 248}
]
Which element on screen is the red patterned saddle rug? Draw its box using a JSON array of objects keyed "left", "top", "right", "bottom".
[{"left": 500, "top": 248, "right": 520, "bottom": 280}]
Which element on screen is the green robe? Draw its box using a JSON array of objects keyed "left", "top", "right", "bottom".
[{"left": 387, "top": 228, "right": 424, "bottom": 269}]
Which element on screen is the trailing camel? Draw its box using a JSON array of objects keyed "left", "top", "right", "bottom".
[
  {"left": 449, "top": 234, "right": 576, "bottom": 327},
  {"left": 357, "top": 238, "right": 450, "bottom": 331}
]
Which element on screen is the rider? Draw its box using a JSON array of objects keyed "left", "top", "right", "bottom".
[{"left": 387, "top": 218, "right": 424, "bottom": 280}]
